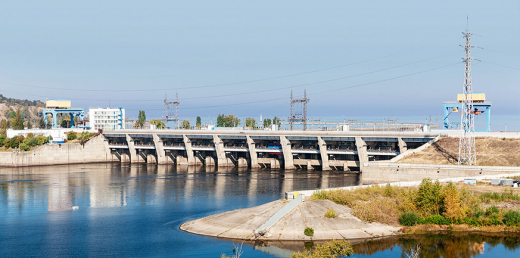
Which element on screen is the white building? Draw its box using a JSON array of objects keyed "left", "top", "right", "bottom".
[{"left": 89, "top": 107, "right": 125, "bottom": 131}]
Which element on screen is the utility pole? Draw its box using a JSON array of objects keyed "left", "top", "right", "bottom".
[
  {"left": 163, "top": 92, "right": 181, "bottom": 129},
  {"left": 458, "top": 18, "right": 477, "bottom": 165}
]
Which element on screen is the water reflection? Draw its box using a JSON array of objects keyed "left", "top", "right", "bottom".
[
  {"left": 354, "top": 233, "right": 520, "bottom": 258},
  {"left": 257, "top": 234, "right": 520, "bottom": 258},
  {"left": 0, "top": 163, "right": 359, "bottom": 217}
]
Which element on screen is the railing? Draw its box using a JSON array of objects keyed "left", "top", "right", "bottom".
[{"left": 367, "top": 147, "right": 396, "bottom": 153}]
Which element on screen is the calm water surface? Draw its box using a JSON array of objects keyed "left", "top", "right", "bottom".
[{"left": 1, "top": 164, "right": 518, "bottom": 257}]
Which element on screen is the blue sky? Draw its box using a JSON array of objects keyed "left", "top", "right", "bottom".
[{"left": 0, "top": 1, "right": 518, "bottom": 120}]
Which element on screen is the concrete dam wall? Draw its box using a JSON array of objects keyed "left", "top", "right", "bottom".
[{"left": 0, "top": 135, "right": 114, "bottom": 167}]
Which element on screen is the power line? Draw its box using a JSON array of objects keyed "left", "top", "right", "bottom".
[
  {"left": 0, "top": 51, "right": 460, "bottom": 102},
  {"left": 0, "top": 50, "right": 448, "bottom": 93}
]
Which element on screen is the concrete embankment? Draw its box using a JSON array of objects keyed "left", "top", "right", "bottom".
[
  {"left": 180, "top": 199, "right": 399, "bottom": 241},
  {"left": 0, "top": 135, "right": 115, "bottom": 167}
]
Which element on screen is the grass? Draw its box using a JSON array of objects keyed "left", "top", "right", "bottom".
[
  {"left": 312, "top": 179, "right": 520, "bottom": 229},
  {"left": 324, "top": 209, "right": 337, "bottom": 218}
]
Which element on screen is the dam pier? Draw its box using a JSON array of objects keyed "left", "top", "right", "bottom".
[{"left": 104, "top": 130, "right": 436, "bottom": 172}]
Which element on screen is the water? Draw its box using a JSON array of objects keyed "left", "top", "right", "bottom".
[{"left": 0, "top": 164, "right": 518, "bottom": 257}]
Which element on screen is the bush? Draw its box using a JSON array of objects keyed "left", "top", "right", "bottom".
[
  {"left": 35, "top": 135, "right": 49, "bottom": 145},
  {"left": 304, "top": 227, "right": 314, "bottom": 237},
  {"left": 399, "top": 212, "right": 420, "bottom": 226},
  {"left": 503, "top": 210, "right": 520, "bottom": 226},
  {"left": 474, "top": 210, "right": 484, "bottom": 218},
  {"left": 8, "top": 137, "right": 20, "bottom": 149},
  {"left": 485, "top": 206, "right": 499, "bottom": 217},
  {"left": 324, "top": 209, "right": 337, "bottom": 218},
  {"left": 0, "top": 135, "right": 5, "bottom": 147},
  {"left": 19, "top": 143, "right": 30, "bottom": 152},
  {"left": 423, "top": 214, "right": 451, "bottom": 225},
  {"left": 67, "top": 131, "right": 77, "bottom": 141}
]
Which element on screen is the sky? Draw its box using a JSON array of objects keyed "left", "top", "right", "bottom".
[{"left": 0, "top": 1, "right": 518, "bottom": 122}]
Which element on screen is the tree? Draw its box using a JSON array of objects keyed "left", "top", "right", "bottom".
[
  {"left": 13, "top": 109, "right": 24, "bottom": 130},
  {"left": 149, "top": 119, "right": 166, "bottom": 129},
  {"left": 38, "top": 117, "right": 45, "bottom": 129},
  {"left": 245, "top": 118, "right": 256, "bottom": 129},
  {"left": 27, "top": 120, "right": 33, "bottom": 129},
  {"left": 216, "top": 114, "right": 240, "bottom": 127},
  {"left": 263, "top": 118, "right": 272, "bottom": 128},
  {"left": 273, "top": 116, "right": 281, "bottom": 129},
  {"left": 443, "top": 182, "right": 465, "bottom": 221},
  {"left": 181, "top": 120, "right": 190, "bottom": 129},
  {"left": 137, "top": 111, "right": 146, "bottom": 129},
  {"left": 196, "top": 116, "right": 202, "bottom": 129},
  {"left": 0, "top": 119, "right": 7, "bottom": 136}
]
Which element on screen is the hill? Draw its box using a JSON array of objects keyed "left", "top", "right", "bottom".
[{"left": 0, "top": 94, "right": 45, "bottom": 122}]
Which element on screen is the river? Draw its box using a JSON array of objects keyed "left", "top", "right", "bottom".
[{"left": 0, "top": 164, "right": 518, "bottom": 257}]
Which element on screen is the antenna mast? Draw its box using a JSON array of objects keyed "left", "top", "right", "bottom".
[{"left": 458, "top": 17, "right": 476, "bottom": 165}]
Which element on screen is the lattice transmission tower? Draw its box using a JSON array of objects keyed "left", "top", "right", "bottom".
[
  {"left": 163, "top": 92, "right": 181, "bottom": 129},
  {"left": 289, "top": 89, "right": 310, "bottom": 130},
  {"left": 458, "top": 20, "right": 476, "bottom": 165}
]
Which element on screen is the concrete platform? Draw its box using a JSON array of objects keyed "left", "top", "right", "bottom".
[{"left": 180, "top": 199, "right": 400, "bottom": 241}]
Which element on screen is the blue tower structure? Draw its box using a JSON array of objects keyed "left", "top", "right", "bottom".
[
  {"left": 443, "top": 92, "right": 492, "bottom": 132},
  {"left": 43, "top": 99, "right": 85, "bottom": 129}
]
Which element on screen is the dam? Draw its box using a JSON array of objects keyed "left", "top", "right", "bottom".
[{"left": 103, "top": 130, "right": 437, "bottom": 171}]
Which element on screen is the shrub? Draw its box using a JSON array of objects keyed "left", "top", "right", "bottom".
[
  {"left": 485, "top": 206, "right": 499, "bottom": 217},
  {"left": 474, "top": 210, "right": 484, "bottom": 218},
  {"left": 9, "top": 137, "right": 20, "bottom": 149},
  {"left": 423, "top": 214, "right": 450, "bottom": 225},
  {"left": 488, "top": 219, "right": 502, "bottom": 226},
  {"left": 324, "top": 209, "right": 337, "bottom": 218},
  {"left": 67, "top": 131, "right": 77, "bottom": 141},
  {"left": 399, "top": 212, "right": 421, "bottom": 226},
  {"left": 304, "top": 227, "right": 314, "bottom": 237},
  {"left": 503, "top": 210, "right": 520, "bottom": 226},
  {"left": 35, "top": 135, "right": 49, "bottom": 145},
  {"left": 0, "top": 135, "right": 5, "bottom": 147},
  {"left": 19, "top": 143, "right": 30, "bottom": 152}
]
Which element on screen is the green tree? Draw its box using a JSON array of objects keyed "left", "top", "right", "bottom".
[
  {"left": 67, "top": 131, "right": 77, "bottom": 141},
  {"left": 415, "top": 178, "right": 444, "bottom": 216},
  {"left": 0, "top": 119, "right": 8, "bottom": 136},
  {"left": 216, "top": 114, "right": 240, "bottom": 127},
  {"left": 273, "top": 116, "right": 281, "bottom": 129},
  {"left": 137, "top": 110, "right": 146, "bottom": 129},
  {"left": 196, "top": 116, "right": 202, "bottom": 129},
  {"left": 181, "top": 120, "right": 190, "bottom": 129},
  {"left": 263, "top": 118, "right": 272, "bottom": 128},
  {"left": 38, "top": 117, "right": 45, "bottom": 129},
  {"left": 26, "top": 120, "right": 33, "bottom": 129},
  {"left": 13, "top": 109, "right": 24, "bottom": 130},
  {"left": 245, "top": 118, "right": 256, "bottom": 129},
  {"left": 216, "top": 114, "right": 224, "bottom": 127},
  {"left": 149, "top": 119, "right": 166, "bottom": 129}
]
